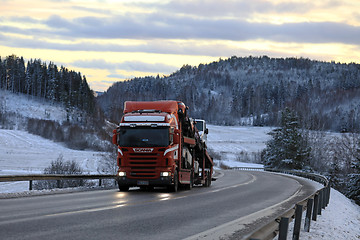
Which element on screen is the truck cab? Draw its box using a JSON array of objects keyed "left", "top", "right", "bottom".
[{"left": 195, "top": 119, "right": 208, "bottom": 145}]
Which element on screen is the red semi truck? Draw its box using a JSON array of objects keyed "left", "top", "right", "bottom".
[{"left": 112, "top": 100, "right": 214, "bottom": 192}]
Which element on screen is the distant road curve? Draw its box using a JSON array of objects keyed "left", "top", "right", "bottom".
[{"left": 0, "top": 170, "right": 319, "bottom": 240}]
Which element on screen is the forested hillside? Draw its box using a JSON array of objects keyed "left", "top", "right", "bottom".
[
  {"left": 98, "top": 56, "right": 360, "bottom": 132},
  {"left": 0, "top": 55, "right": 110, "bottom": 151},
  {"left": 0, "top": 55, "right": 95, "bottom": 114}
]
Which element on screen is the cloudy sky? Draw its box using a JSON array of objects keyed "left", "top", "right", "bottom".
[{"left": 1, "top": 0, "right": 359, "bottom": 91}]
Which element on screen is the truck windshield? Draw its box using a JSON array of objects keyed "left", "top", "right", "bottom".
[
  {"left": 195, "top": 121, "right": 204, "bottom": 131},
  {"left": 118, "top": 127, "right": 169, "bottom": 147}
]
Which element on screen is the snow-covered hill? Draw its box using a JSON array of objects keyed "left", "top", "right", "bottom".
[
  {"left": 0, "top": 129, "right": 111, "bottom": 193},
  {"left": 207, "top": 124, "right": 272, "bottom": 167},
  {"left": 0, "top": 129, "right": 104, "bottom": 175},
  {"left": 1, "top": 89, "right": 113, "bottom": 152},
  {"left": 98, "top": 56, "right": 360, "bottom": 132},
  {"left": 0, "top": 90, "right": 70, "bottom": 124}
]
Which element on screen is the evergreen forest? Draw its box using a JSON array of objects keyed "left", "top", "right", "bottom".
[
  {"left": 0, "top": 55, "right": 95, "bottom": 114},
  {"left": 98, "top": 56, "right": 360, "bottom": 133}
]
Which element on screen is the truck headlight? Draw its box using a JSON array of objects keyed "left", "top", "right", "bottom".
[
  {"left": 160, "top": 172, "right": 170, "bottom": 177},
  {"left": 118, "top": 171, "right": 126, "bottom": 177}
]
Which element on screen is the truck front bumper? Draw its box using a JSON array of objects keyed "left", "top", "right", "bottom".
[{"left": 116, "top": 176, "right": 172, "bottom": 187}]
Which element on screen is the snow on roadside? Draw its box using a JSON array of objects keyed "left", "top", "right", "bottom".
[
  {"left": 286, "top": 188, "right": 360, "bottom": 240},
  {"left": 206, "top": 125, "right": 360, "bottom": 240},
  {"left": 0, "top": 129, "right": 110, "bottom": 193}
]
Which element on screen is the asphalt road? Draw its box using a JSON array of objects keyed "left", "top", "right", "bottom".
[{"left": 0, "top": 170, "right": 318, "bottom": 240}]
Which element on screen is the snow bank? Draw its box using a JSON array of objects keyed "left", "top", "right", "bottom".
[
  {"left": 0, "top": 129, "right": 110, "bottom": 193},
  {"left": 286, "top": 188, "right": 360, "bottom": 240}
]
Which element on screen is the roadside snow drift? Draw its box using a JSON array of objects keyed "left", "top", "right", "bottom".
[{"left": 0, "top": 129, "right": 107, "bottom": 193}]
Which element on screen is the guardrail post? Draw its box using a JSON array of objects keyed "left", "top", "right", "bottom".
[
  {"left": 322, "top": 188, "right": 326, "bottom": 209},
  {"left": 326, "top": 186, "right": 331, "bottom": 206},
  {"left": 279, "top": 217, "right": 289, "bottom": 240},
  {"left": 312, "top": 193, "right": 319, "bottom": 221},
  {"left": 278, "top": 217, "right": 289, "bottom": 240},
  {"left": 292, "top": 204, "right": 303, "bottom": 240},
  {"left": 99, "top": 179, "right": 102, "bottom": 187},
  {"left": 29, "top": 180, "right": 33, "bottom": 191},
  {"left": 304, "top": 198, "right": 313, "bottom": 232},
  {"left": 318, "top": 190, "right": 322, "bottom": 215}
]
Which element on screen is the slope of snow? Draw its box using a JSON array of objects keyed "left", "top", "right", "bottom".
[
  {"left": 207, "top": 125, "right": 272, "bottom": 155},
  {"left": 0, "top": 90, "right": 69, "bottom": 123},
  {"left": 0, "top": 129, "right": 109, "bottom": 193},
  {"left": 286, "top": 188, "right": 360, "bottom": 240},
  {"left": 207, "top": 124, "right": 272, "bottom": 167}
]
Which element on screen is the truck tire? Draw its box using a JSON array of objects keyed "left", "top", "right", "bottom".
[
  {"left": 207, "top": 171, "right": 212, "bottom": 187},
  {"left": 204, "top": 171, "right": 211, "bottom": 187},
  {"left": 185, "top": 171, "right": 193, "bottom": 190},
  {"left": 204, "top": 177, "right": 209, "bottom": 187},
  {"left": 168, "top": 171, "right": 179, "bottom": 192}
]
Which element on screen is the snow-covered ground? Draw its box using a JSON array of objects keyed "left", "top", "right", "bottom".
[
  {"left": 286, "top": 188, "right": 360, "bottom": 240},
  {"left": 0, "top": 106, "right": 359, "bottom": 239},
  {"left": 207, "top": 124, "right": 272, "bottom": 168},
  {"left": 0, "top": 129, "right": 109, "bottom": 193},
  {"left": 0, "top": 90, "right": 69, "bottom": 124}
]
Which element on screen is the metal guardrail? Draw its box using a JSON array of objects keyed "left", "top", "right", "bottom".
[
  {"left": 232, "top": 167, "right": 330, "bottom": 240},
  {"left": 0, "top": 174, "right": 116, "bottom": 190}
]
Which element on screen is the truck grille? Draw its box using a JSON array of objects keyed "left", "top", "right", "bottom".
[{"left": 128, "top": 153, "right": 158, "bottom": 178}]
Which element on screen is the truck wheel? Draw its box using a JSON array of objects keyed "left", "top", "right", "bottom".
[
  {"left": 203, "top": 177, "right": 209, "bottom": 187},
  {"left": 204, "top": 171, "right": 211, "bottom": 187},
  {"left": 185, "top": 172, "right": 193, "bottom": 190},
  {"left": 169, "top": 171, "right": 178, "bottom": 192},
  {"left": 207, "top": 172, "right": 212, "bottom": 187}
]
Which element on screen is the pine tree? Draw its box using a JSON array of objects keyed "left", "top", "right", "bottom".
[
  {"left": 262, "top": 108, "right": 311, "bottom": 170},
  {"left": 46, "top": 62, "right": 58, "bottom": 101},
  {"left": 17, "top": 57, "right": 26, "bottom": 94},
  {"left": 25, "top": 60, "right": 33, "bottom": 95}
]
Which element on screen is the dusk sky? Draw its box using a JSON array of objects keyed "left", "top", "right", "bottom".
[{"left": 1, "top": 0, "right": 360, "bottom": 91}]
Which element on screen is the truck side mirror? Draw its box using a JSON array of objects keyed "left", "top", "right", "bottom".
[
  {"left": 173, "top": 129, "right": 180, "bottom": 145},
  {"left": 112, "top": 129, "right": 118, "bottom": 145},
  {"left": 205, "top": 128, "right": 209, "bottom": 134}
]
